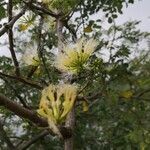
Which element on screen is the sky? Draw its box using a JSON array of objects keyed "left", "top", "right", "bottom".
[
  {"left": 0, "top": 0, "right": 150, "bottom": 56},
  {"left": 116, "top": 0, "right": 150, "bottom": 31}
]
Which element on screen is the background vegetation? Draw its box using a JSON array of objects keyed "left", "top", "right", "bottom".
[{"left": 0, "top": 0, "right": 150, "bottom": 149}]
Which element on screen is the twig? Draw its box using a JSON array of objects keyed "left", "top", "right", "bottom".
[
  {"left": 77, "top": 91, "right": 102, "bottom": 102},
  {"left": 108, "top": 22, "right": 117, "bottom": 63},
  {"left": 37, "top": 16, "right": 51, "bottom": 82},
  {"left": 64, "top": 20, "right": 77, "bottom": 42},
  {"left": 135, "top": 88, "right": 150, "bottom": 98},
  {"left": 56, "top": 16, "right": 64, "bottom": 53},
  {"left": 18, "top": 130, "right": 49, "bottom": 150},
  {"left": 1, "top": 77, "right": 29, "bottom": 108},
  {"left": 78, "top": 80, "right": 91, "bottom": 94},
  {"left": 80, "top": 5, "right": 85, "bottom": 36},
  {"left": 0, "top": 7, "right": 27, "bottom": 37},
  {"left": 0, "top": 72, "right": 42, "bottom": 90},
  {"left": 24, "top": 2, "right": 58, "bottom": 18},
  {"left": 7, "top": 0, "right": 20, "bottom": 76},
  {"left": 0, "top": 2, "right": 7, "bottom": 6},
  {"left": 27, "top": 66, "right": 38, "bottom": 79}
]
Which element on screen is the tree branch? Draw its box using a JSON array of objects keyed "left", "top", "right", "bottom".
[
  {"left": 18, "top": 130, "right": 49, "bottom": 150},
  {"left": 136, "top": 88, "right": 150, "bottom": 98},
  {"left": 25, "top": 2, "right": 58, "bottom": 18},
  {"left": 64, "top": 20, "right": 77, "bottom": 42},
  {"left": 7, "top": 0, "right": 20, "bottom": 76},
  {"left": 0, "top": 72, "right": 42, "bottom": 90},
  {"left": 0, "top": 2, "right": 7, "bottom": 7},
  {"left": 0, "top": 6, "right": 27, "bottom": 37},
  {"left": 37, "top": 16, "right": 51, "bottom": 82},
  {"left": 0, "top": 94, "right": 48, "bottom": 127},
  {"left": 1, "top": 77, "right": 29, "bottom": 108},
  {"left": 0, "top": 94, "right": 72, "bottom": 139},
  {"left": 56, "top": 16, "right": 64, "bottom": 53}
]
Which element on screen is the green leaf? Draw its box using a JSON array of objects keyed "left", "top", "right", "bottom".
[
  {"left": 112, "top": 14, "right": 118, "bottom": 18},
  {"left": 108, "top": 17, "right": 113, "bottom": 23},
  {"left": 83, "top": 25, "right": 93, "bottom": 33},
  {"left": 0, "top": 5, "right": 6, "bottom": 20},
  {"left": 128, "top": 0, "right": 134, "bottom": 4}
]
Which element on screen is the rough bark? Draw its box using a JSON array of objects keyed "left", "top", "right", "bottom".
[
  {"left": 0, "top": 94, "right": 48, "bottom": 127},
  {"left": 56, "top": 15, "right": 75, "bottom": 150},
  {"left": 64, "top": 108, "right": 75, "bottom": 150}
]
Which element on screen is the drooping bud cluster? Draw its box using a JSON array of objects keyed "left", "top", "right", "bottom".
[{"left": 37, "top": 84, "right": 77, "bottom": 124}]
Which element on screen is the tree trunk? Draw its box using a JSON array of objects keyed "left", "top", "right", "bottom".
[
  {"left": 56, "top": 15, "right": 75, "bottom": 150},
  {"left": 64, "top": 108, "right": 75, "bottom": 150}
]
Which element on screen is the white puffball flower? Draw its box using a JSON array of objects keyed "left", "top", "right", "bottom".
[
  {"left": 43, "top": 16, "right": 56, "bottom": 31},
  {"left": 55, "top": 38, "right": 99, "bottom": 74},
  {"left": 21, "top": 42, "right": 40, "bottom": 66}
]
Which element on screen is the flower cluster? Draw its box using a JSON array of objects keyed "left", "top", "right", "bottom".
[
  {"left": 37, "top": 84, "right": 77, "bottom": 124},
  {"left": 43, "top": 16, "right": 56, "bottom": 31},
  {"left": 55, "top": 38, "right": 98, "bottom": 74}
]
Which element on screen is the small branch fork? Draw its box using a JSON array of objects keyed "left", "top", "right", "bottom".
[
  {"left": 0, "top": 6, "right": 27, "bottom": 37},
  {"left": 18, "top": 130, "right": 49, "bottom": 150}
]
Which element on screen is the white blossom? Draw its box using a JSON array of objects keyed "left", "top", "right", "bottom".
[
  {"left": 21, "top": 42, "right": 40, "bottom": 66},
  {"left": 55, "top": 38, "right": 98, "bottom": 74}
]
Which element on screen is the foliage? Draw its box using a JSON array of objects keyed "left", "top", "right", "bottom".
[{"left": 0, "top": 0, "right": 150, "bottom": 150}]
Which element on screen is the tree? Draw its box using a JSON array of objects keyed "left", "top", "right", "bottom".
[{"left": 0, "top": 0, "right": 150, "bottom": 149}]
